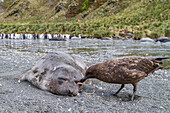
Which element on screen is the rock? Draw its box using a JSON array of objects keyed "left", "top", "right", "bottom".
[
  {"left": 119, "top": 33, "right": 134, "bottom": 39},
  {"left": 101, "top": 37, "right": 112, "bottom": 40},
  {"left": 125, "top": 33, "right": 134, "bottom": 38},
  {"left": 140, "top": 37, "right": 154, "bottom": 42},
  {"left": 118, "top": 36, "right": 126, "bottom": 40},
  {"left": 155, "top": 37, "right": 170, "bottom": 43},
  {"left": 55, "top": 6, "right": 63, "bottom": 13}
]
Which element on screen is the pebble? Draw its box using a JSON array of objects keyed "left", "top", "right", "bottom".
[
  {"left": 68, "top": 108, "right": 71, "bottom": 111},
  {"left": 18, "top": 80, "right": 21, "bottom": 83}
]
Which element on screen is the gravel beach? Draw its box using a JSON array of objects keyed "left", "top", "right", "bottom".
[
  {"left": 0, "top": 39, "right": 170, "bottom": 112},
  {"left": 0, "top": 69, "right": 169, "bottom": 113}
]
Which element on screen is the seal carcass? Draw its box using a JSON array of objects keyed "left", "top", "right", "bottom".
[{"left": 19, "top": 52, "right": 87, "bottom": 96}]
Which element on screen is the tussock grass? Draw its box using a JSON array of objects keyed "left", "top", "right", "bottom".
[{"left": 0, "top": 0, "right": 169, "bottom": 39}]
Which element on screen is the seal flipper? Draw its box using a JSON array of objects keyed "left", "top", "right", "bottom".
[{"left": 18, "top": 71, "right": 31, "bottom": 83}]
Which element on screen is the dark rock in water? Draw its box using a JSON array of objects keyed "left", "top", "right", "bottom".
[
  {"left": 155, "top": 37, "right": 170, "bottom": 43},
  {"left": 140, "top": 37, "right": 154, "bottom": 42},
  {"left": 79, "top": 56, "right": 170, "bottom": 101},
  {"left": 101, "top": 37, "right": 112, "bottom": 40},
  {"left": 19, "top": 52, "right": 88, "bottom": 96}
]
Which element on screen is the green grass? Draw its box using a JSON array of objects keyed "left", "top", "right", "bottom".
[{"left": 0, "top": 0, "right": 169, "bottom": 39}]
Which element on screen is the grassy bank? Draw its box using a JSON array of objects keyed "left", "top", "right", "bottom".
[{"left": 0, "top": 0, "right": 169, "bottom": 39}]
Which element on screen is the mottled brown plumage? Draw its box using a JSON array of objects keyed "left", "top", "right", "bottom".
[{"left": 79, "top": 56, "right": 169, "bottom": 100}]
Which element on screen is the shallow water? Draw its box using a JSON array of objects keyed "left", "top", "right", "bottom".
[
  {"left": 0, "top": 39, "right": 170, "bottom": 76},
  {"left": 0, "top": 39, "right": 170, "bottom": 112}
]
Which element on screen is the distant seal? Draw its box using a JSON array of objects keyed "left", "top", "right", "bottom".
[
  {"left": 101, "top": 37, "right": 112, "bottom": 40},
  {"left": 155, "top": 37, "right": 170, "bottom": 43},
  {"left": 19, "top": 52, "right": 87, "bottom": 96},
  {"left": 140, "top": 37, "right": 154, "bottom": 42},
  {"left": 79, "top": 56, "right": 170, "bottom": 100}
]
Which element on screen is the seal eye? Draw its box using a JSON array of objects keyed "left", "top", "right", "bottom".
[
  {"left": 33, "top": 69, "right": 38, "bottom": 74},
  {"left": 58, "top": 77, "right": 68, "bottom": 85},
  {"left": 58, "top": 77, "right": 68, "bottom": 81}
]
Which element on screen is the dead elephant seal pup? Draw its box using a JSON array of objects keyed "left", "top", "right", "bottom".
[
  {"left": 19, "top": 52, "right": 87, "bottom": 96},
  {"left": 79, "top": 56, "right": 170, "bottom": 100}
]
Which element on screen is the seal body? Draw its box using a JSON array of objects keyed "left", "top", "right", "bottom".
[
  {"left": 80, "top": 56, "right": 169, "bottom": 100},
  {"left": 156, "top": 37, "right": 170, "bottom": 43},
  {"left": 19, "top": 52, "right": 87, "bottom": 96}
]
